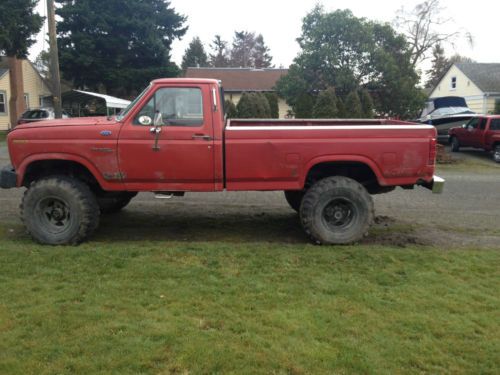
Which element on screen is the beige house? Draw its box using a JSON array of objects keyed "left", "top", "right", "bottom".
[
  {"left": 185, "top": 67, "right": 291, "bottom": 118},
  {"left": 0, "top": 58, "right": 53, "bottom": 130},
  {"left": 430, "top": 63, "right": 500, "bottom": 114}
]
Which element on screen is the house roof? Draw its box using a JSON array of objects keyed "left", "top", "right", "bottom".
[
  {"left": 455, "top": 63, "right": 500, "bottom": 93},
  {"left": 184, "top": 67, "right": 288, "bottom": 92},
  {"left": 0, "top": 68, "right": 8, "bottom": 80}
]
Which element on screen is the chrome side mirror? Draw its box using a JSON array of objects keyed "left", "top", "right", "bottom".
[
  {"left": 153, "top": 111, "right": 163, "bottom": 126},
  {"left": 138, "top": 115, "right": 152, "bottom": 126}
]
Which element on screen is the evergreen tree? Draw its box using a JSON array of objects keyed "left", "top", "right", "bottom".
[
  {"left": 0, "top": 0, "right": 43, "bottom": 58},
  {"left": 294, "top": 93, "right": 315, "bottom": 118},
  {"left": 56, "top": 0, "right": 186, "bottom": 96},
  {"left": 252, "top": 34, "right": 273, "bottom": 68},
  {"left": 312, "top": 88, "right": 337, "bottom": 118},
  {"left": 336, "top": 97, "right": 347, "bottom": 118},
  {"left": 230, "top": 31, "right": 256, "bottom": 68},
  {"left": 345, "top": 91, "right": 363, "bottom": 118},
  {"left": 359, "top": 89, "right": 374, "bottom": 118},
  {"left": 236, "top": 93, "right": 270, "bottom": 118},
  {"left": 426, "top": 44, "right": 448, "bottom": 89},
  {"left": 224, "top": 99, "right": 238, "bottom": 118},
  {"left": 182, "top": 37, "right": 208, "bottom": 71},
  {"left": 209, "top": 35, "right": 229, "bottom": 67},
  {"left": 264, "top": 92, "right": 279, "bottom": 118}
]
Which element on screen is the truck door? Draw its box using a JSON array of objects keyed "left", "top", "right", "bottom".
[
  {"left": 470, "top": 117, "right": 487, "bottom": 147},
  {"left": 459, "top": 117, "right": 479, "bottom": 146},
  {"left": 117, "top": 84, "right": 215, "bottom": 191}
]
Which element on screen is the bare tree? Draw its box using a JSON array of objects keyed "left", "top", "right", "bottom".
[{"left": 394, "top": 0, "right": 473, "bottom": 68}]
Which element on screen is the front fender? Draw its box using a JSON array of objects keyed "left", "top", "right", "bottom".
[{"left": 17, "top": 153, "right": 122, "bottom": 190}]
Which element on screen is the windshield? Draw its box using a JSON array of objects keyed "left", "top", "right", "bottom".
[{"left": 116, "top": 84, "right": 151, "bottom": 121}]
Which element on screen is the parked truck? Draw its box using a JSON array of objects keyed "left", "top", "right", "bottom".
[
  {"left": 0, "top": 78, "right": 444, "bottom": 245},
  {"left": 449, "top": 115, "right": 500, "bottom": 162}
]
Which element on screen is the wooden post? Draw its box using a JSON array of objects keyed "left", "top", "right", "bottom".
[
  {"left": 47, "top": 0, "right": 62, "bottom": 118},
  {"left": 7, "top": 57, "right": 26, "bottom": 128}
]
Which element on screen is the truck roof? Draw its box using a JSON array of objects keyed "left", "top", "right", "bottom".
[{"left": 151, "top": 78, "right": 220, "bottom": 85}]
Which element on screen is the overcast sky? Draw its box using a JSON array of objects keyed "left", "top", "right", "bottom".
[{"left": 31, "top": 0, "right": 499, "bottom": 71}]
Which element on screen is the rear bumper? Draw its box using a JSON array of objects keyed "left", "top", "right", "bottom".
[
  {"left": 0, "top": 165, "right": 17, "bottom": 189},
  {"left": 419, "top": 175, "right": 445, "bottom": 194}
]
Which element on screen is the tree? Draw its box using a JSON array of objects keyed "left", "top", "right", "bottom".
[
  {"left": 252, "top": 34, "right": 273, "bottom": 68},
  {"left": 264, "top": 92, "right": 279, "bottom": 118},
  {"left": 209, "top": 35, "right": 229, "bottom": 67},
  {"left": 345, "top": 91, "right": 363, "bottom": 118},
  {"left": 0, "top": 0, "right": 43, "bottom": 58},
  {"left": 34, "top": 50, "right": 51, "bottom": 79},
  {"left": 236, "top": 92, "right": 271, "bottom": 118},
  {"left": 230, "top": 31, "right": 256, "bottom": 68},
  {"left": 336, "top": 97, "right": 347, "bottom": 118},
  {"left": 224, "top": 99, "right": 238, "bottom": 118},
  {"left": 359, "top": 89, "right": 374, "bottom": 118},
  {"left": 0, "top": 0, "right": 43, "bottom": 127},
  {"left": 494, "top": 100, "right": 500, "bottom": 115},
  {"left": 182, "top": 37, "right": 208, "bottom": 71},
  {"left": 276, "top": 6, "right": 424, "bottom": 119},
  {"left": 426, "top": 44, "right": 448, "bottom": 89},
  {"left": 56, "top": 0, "right": 186, "bottom": 96},
  {"left": 312, "top": 88, "right": 337, "bottom": 118},
  {"left": 294, "top": 93, "right": 315, "bottom": 118},
  {"left": 393, "top": 0, "right": 472, "bottom": 68}
]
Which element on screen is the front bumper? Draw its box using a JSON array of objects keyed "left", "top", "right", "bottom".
[
  {"left": 0, "top": 165, "right": 17, "bottom": 189},
  {"left": 419, "top": 175, "right": 445, "bottom": 194}
]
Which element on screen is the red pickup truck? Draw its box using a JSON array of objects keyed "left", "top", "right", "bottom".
[
  {"left": 0, "top": 78, "right": 444, "bottom": 245},
  {"left": 449, "top": 115, "right": 500, "bottom": 162}
]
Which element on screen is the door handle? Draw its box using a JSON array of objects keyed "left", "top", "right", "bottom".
[{"left": 192, "top": 134, "right": 212, "bottom": 141}]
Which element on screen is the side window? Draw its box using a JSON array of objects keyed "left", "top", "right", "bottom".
[
  {"left": 467, "top": 118, "right": 479, "bottom": 129},
  {"left": 134, "top": 87, "right": 204, "bottom": 127},
  {"left": 490, "top": 119, "right": 500, "bottom": 131},
  {"left": 0, "top": 91, "right": 6, "bottom": 115}
]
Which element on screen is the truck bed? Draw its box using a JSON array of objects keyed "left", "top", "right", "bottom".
[{"left": 224, "top": 119, "right": 436, "bottom": 191}]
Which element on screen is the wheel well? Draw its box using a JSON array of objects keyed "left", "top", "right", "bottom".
[
  {"left": 306, "top": 161, "right": 388, "bottom": 194},
  {"left": 23, "top": 160, "right": 101, "bottom": 191}
]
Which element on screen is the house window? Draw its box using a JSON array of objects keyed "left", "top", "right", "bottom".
[
  {"left": 0, "top": 91, "right": 7, "bottom": 115},
  {"left": 24, "top": 93, "right": 30, "bottom": 109},
  {"left": 39, "top": 95, "right": 45, "bottom": 107},
  {"left": 451, "top": 77, "right": 457, "bottom": 90}
]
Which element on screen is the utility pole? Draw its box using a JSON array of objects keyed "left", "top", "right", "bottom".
[{"left": 47, "top": 0, "right": 62, "bottom": 118}]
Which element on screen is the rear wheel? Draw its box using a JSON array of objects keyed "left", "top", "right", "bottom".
[
  {"left": 450, "top": 136, "right": 460, "bottom": 152},
  {"left": 300, "top": 176, "right": 374, "bottom": 245},
  {"left": 21, "top": 176, "right": 99, "bottom": 245},
  {"left": 284, "top": 190, "right": 304, "bottom": 212},
  {"left": 493, "top": 145, "right": 500, "bottom": 163}
]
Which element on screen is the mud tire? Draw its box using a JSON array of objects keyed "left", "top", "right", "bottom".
[{"left": 300, "top": 176, "right": 374, "bottom": 245}]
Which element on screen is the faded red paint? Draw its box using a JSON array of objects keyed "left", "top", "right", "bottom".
[{"left": 7, "top": 78, "right": 437, "bottom": 192}]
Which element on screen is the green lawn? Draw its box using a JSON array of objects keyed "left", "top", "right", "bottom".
[
  {"left": 0, "top": 232, "right": 498, "bottom": 374},
  {"left": 0, "top": 131, "right": 7, "bottom": 143}
]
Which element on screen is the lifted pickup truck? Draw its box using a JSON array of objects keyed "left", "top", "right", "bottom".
[
  {"left": 1, "top": 78, "right": 444, "bottom": 245},
  {"left": 449, "top": 115, "right": 500, "bottom": 162}
]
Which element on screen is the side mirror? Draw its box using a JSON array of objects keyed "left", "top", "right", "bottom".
[
  {"left": 154, "top": 111, "right": 163, "bottom": 126},
  {"left": 138, "top": 115, "right": 152, "bottom": 126}
]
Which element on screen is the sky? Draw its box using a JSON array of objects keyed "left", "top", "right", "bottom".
[{"left": 31, "top": 0, "right": 500, "bottom": 72}]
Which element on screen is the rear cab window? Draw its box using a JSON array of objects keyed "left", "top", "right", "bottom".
[{"left": 490, "top": 119, "right": 500, "bottom": 131}]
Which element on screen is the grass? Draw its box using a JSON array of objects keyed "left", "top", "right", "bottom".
[
  {"left": 0, "top": 229, "right": 499, "bottom": 374},
  {"left": 0, "top": 131, "right": 7, "bottom": 143}
]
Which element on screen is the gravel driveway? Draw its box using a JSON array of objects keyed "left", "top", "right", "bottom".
[{"left": 1, "top": 142, "right": 499, "bottom": 248}]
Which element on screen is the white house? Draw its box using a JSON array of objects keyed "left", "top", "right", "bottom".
[{"left": 429, "top": 63, "right": 500, "bottom": 114}]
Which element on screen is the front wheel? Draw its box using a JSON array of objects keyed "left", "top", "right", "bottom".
[
  {"left": 21, "top": 176, "right": 100, "bottom": 245},
  {"left": 300, "top": 176, "right": 374, "bottom": 245}
]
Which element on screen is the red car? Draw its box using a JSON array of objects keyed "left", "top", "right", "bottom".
[
  {"left": 1, "top": 78, "right": 444, "bottom": 245},
  {"left": 449, "top": 115, "right": 500, "bottom": 162}
]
